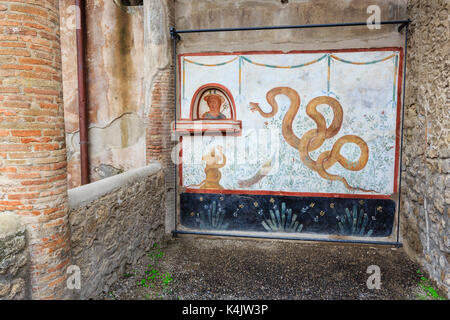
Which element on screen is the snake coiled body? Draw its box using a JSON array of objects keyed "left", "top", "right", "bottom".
[{"left": 251, "top": 87, "right": 375, "bottom": 193}]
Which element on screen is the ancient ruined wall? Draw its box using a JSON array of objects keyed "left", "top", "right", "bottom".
[
  {"left": 67, "top": 164, "right": 165, "bottom": 299},
  {"left": 176, "top": 0, "right": 407, "bottom": 53},
  {"left": 402, "top": 0, "right": 449, "bottom": 297},
  {"left": 144, "top": 0, "right": 176, "bottom": 233},
  {"left": 0, "top": 214, "right": 29, "bottom": 300},
  {"left": 173, "top": 0, "right": 407, "bottom": 234},
  {"left": 59, "top": 0, "right": 146, "bottom": 189},
  {"left": 0, "top": 0, "right": 71, "bottom": 299}
]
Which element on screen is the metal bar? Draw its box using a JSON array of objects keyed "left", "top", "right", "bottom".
[
  {"left": 75, "top": 0, "right": 90, "bottom": 185},
  {"left": 172, "top": 230, "right": 403, "bottom": 247},
  {"left": 173, "top": 20, "right": 411, "bottom": 36},
  {"left": 396, "top": 24, "right": 409, "bottom": 244},
  {"left": 173, "top": 33, "right": 178, "bottom": 235},
  {"left": 398, "top": 20, "right": 410, "bottom": 33}
]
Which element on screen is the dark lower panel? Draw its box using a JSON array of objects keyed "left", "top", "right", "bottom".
[{"left": 180, "top": 193, "right": 395, "bottom": 237}]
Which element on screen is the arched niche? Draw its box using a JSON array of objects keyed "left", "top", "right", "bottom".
[
  {"left": 190, "top": 84, "right": 236, "bottom": 120},
  {"left": 174, "top": 83, "right": 242, "bottom": 136}
]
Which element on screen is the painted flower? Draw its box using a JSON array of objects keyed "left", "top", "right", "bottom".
[
  {"left": 239, "top": 204, "right": 244, "bottom": 209},
  {"left": 270, "top": 198, "right": 275, "bottom": 203},
  {"left": 253, "top": 202, "right": 259, "bottom": 207},
  {"left": 359, "top": 200, "right": 365, "bottom": 205},
  {"left": 220, "top": 196, "right": 224, "bottom": 201},
  {"left": 309, "top": 202, "right": 315, "bottom": 208},
  {"left": 320, "top": 210, "right": 325, "bottom": 217},
  {"left": 199, "top": 197, "right": 203, "bottom": 202},
  {"left": 377, "top": 206, "right": 383, "bottom": 212},
  {"left": 190, "top": 212, "right": 195, "bottom": 217},
  {"left": 330, "top": 203, "right": 335, "bottom": 209}
]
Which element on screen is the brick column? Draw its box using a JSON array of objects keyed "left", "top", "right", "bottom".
[
  {"left": 144, "top": 0, "right": 176, "bottom": 232},
  {"left": 0, "top": 1, "right": 71, "bottom": 299}
]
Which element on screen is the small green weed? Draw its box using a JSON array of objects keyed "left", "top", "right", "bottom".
[
  {"left": 416, "top": 269, "right": 446, "bottom": 300},
  {"left": 137, "top": 243, "right": 174, "bottom": 299},
  {"left": 108, "top": 291, "right": 117, "bottom": 300}
]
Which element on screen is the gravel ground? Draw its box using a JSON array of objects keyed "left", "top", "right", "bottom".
[{"left": 96, "top": 236, "right": 441, "bottom": 300}]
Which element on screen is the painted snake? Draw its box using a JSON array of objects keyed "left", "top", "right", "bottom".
[{"left": 250, "top": 87, "right": 375, "bottom": 193}]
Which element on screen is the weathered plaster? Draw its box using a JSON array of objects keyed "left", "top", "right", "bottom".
[
  {"left": 60, "top": 0, "right": 146, "bottom": 188},
  {"left": 175, "top": 0, "right": 407, "bottom": 54},
  {"left": 65, "top": 112, "right": 146, "bottom": 185}
]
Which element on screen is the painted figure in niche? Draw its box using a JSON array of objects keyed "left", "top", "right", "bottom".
[
  {"left": 189, "top": 145, "right": 226, "bottom": 190},
  {"left": 201, "top": 94, "right": 227, "bottom": 119}
]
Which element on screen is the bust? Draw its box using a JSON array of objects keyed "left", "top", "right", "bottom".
[{"left": 201, "top": 94, "right": 226, "bottom": 119}]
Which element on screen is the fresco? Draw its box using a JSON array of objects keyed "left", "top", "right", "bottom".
[
  {"left": 180, "top": 193, "right": 396, "bottom": 238},
  {"left": 177, "top": 48, "right": 403, "bottom": 240}
]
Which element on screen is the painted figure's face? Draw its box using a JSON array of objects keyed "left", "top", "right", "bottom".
[{"left": 207, "top": 97, "right": 221, "bottom": 115}]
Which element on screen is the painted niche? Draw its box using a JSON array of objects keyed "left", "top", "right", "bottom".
[{"left": 174, "top": 83, "right": 242, "bottom": 135}]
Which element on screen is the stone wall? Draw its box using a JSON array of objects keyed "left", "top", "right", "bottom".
[
  {"left": 401, "top": 0, "right": 449, "bottom": 298},
  {"left": 67, "top": 163, "right": 165, "bottom": 299},
  {"left": 0, "top": 213, "right": 29, "bottom": 300}
]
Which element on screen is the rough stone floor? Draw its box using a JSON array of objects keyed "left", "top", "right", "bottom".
[{"left": 97, "top": 236, "right": 432, "bottom": 300}]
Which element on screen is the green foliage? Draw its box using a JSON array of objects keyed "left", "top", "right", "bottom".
[
  {"left": 108, "top": 291, "right": 117, "bottom": 300},
  {"left": 416, "top": 269, "right": 446, "bottom": 300},
  {"left": 136, "top": 243, "right": 174, "bottom": 299},
  {"left": 199, "top": 201, "right": 229, "bottom": 230},
  {"left": 122, "top": 272, "right": 134, "bottom": 278},
  {"left": 261, "top": 202, "right": 303, "bottom": 233},
  {"left": 337, "top": 204, "right": 373, "bottom": 236}
]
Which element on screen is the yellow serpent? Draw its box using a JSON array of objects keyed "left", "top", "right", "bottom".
[{"left": 250, "top": 87, "right": 376, "bottom": 193}]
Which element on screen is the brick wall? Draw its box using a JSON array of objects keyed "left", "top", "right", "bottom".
[
  {"left": 144, "top": 0, "right": 176, "bottom": 232},
  {"left": 0, "top": 0, "right": 71, "bottom": 299}
]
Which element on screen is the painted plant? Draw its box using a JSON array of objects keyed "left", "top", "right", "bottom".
[
  {"left": 196, "top": 200, "right": 229, "bottom": 231},
  {"left": 337, "top": 204, "right": 373, "bottom": 237},
  {"left": 261, "top": 202, "right": 303, "bottom": 233}
]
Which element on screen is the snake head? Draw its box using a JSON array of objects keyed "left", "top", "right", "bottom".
[{"left": 249, "top": 102, "right": 259, "bottom": 111}]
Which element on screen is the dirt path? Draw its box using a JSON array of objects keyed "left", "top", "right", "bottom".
[{"left": 97, "top": 236, "right": 437, "bottom": 300}]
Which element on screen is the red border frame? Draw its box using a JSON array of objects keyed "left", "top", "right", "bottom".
[{"left": 177, "top": 47, "right": 404, "bottom": 200}]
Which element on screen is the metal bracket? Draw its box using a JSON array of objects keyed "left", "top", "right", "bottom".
[
  {"left": 398, "top": 19, "right": 411, "bottom": 33},
  {"left": 170, "top": 27, "right": 180, "bottom": 41}
]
